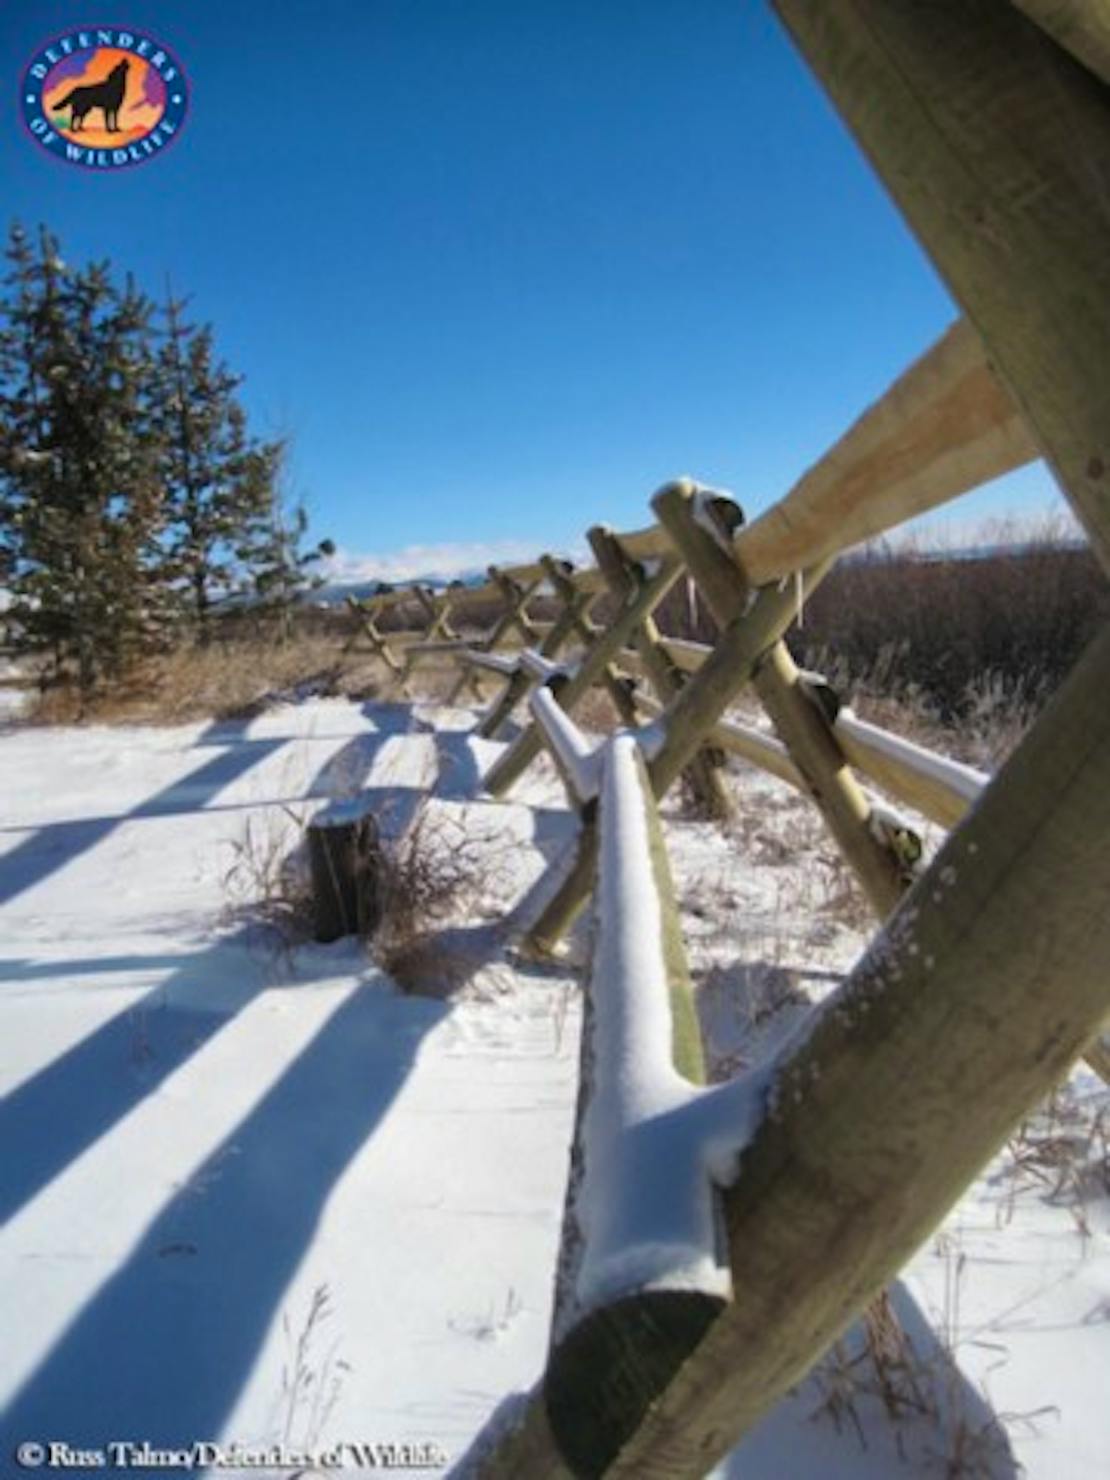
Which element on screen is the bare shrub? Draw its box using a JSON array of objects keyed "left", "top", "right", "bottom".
[
  {"left": 791, "top": 516, "right": 1106, "bottom": 731},
  {"left": 222, "top": 806, "right": 315, "bottom": 947},
  {"left": 372, "top": 801, "right": 499, "bottom": 993}
]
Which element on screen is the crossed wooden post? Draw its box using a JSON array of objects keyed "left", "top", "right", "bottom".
[
  {"left": 343, "top": 593, "right": 410, "bottom": 694},
  {"left": 538, "top": 556, "right": 640, "bottom": 726},
  {"left": 653, "top": 484, "right": 911, "bottom": 914},
  {"left": 588, "top": 524, "right": 733, "bottom": 820},
  {"left": 393, "top": 583, "right": 486, "bottom": 704},
  {"left": 481, "top": 555, "right": 683, "bottom": 799}
]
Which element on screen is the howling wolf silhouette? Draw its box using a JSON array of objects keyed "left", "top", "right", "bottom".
[{"left": 55, "top": 60, "right": 130, "bottom": 132}]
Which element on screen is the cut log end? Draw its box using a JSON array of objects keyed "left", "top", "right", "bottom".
[{"left": 544, "top": 1290, "right": 726, "bottom": 1479}]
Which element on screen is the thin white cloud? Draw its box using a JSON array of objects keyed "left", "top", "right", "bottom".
[
  {"left": 884, "top": 500, "right": 1085, "bottom": 555},
  {"left": 320, "top": 537, "right": 587, "bottom": 587}
]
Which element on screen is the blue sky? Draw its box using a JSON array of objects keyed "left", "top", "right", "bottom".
[{"left": 4, "top": 1, "right": 1062, "bottom": 581}]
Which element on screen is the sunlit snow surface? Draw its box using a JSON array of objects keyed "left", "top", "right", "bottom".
[{"left": 1, "top": 698, "right": 1105, "bottom": 1477}]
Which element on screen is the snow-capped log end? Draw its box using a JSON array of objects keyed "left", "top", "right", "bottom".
[{"left": 689, "top": 482, "right": 745, "bottom": 548}]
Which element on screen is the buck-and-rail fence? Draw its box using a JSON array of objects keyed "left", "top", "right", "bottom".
[{"left": 321, "top": 5, "right": 1110, "bottom": 1476}]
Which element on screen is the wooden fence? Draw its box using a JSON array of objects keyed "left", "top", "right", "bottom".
[{"left": 339, "top": 5, "right": 1110, "bottom": 1474}]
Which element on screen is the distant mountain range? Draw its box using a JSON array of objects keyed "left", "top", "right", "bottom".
[{"left": 309, "top": 569, "right": 489, "bottom": 606}]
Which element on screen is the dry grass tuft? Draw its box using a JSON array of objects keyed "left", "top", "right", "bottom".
[
  {"left": 374, "top": 806, "right": 475, "bottom": 981},
  {"left": 725, "top": 790, "right": 873, "bottom": 931},
  {"left": 809, "top": 1273, "right": 1019, "bottom": 1478},
  {"left": 27, "top": 635, "right": 376, "bottom": 727},
  {"left": 222, "top": 806, "right": 316, "bottom": 950},
  {"left": 810, "top": 1292, "right": 933, "bottom": 1454},
  {"left": 997, "top": 1081, "right": 1110, "bottom": 1242},
  {"left": 370, "top": 802, "right": 520, "bottom": 995},
  {"left": 573, "top": 685, "right": 625, "bottom": 736},
  {"left": 277, "top": 1283, "right": 350, "bottom": 1451}
]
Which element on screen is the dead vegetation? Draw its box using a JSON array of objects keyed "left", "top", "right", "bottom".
[
  {"left": 808, "top": 1288, "right": 1019, "bottom": 1479},
  {"left": 723, "top": 789, "right": 874, "bottom": 932},
  {"left": 221, "top": 778, "right": 519, "bottom": 999},
  {"left": 372, "top": 801, "right": 487, "bottom": 991},
  {"left": 809, "top": 1292, "right": 935, "bottom": 1456},
  {"left": 794, "top": 517, "right": 1105, "bottom": 724},
  {"left": 222, "top": 806, "right": 316, "bottom": 951},
  {"left": 276, "top": 1283, "right": 351, "bottom": 1452},
  {"left": 996, "top": 1082, "right": 1110, "bottom": 1243},
  {"left": 26, "top": 633, "right": 384, "bottom": 726}
]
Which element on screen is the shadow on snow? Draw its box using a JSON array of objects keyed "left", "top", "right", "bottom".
[{"left": 1, "top": 983, "right": 448, "bottom": 1453}]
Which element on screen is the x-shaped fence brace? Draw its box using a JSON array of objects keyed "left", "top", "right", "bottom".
[
  {"left": 338, "top": 5, "right": 1110, "bottom": 1471},
  {"left": 342, "top": 593, "right": 409, "bottom": 690}
]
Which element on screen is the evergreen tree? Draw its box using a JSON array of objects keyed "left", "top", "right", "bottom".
[
  {"left": 0, "top": 223, "right": 332, "bottom": 687},
  {"left": 149, "top": 291, "right": 284, "bottom": 638},
  {"left": 0, "top": 224, "right": 168, "bottom": 695},
  {"left": 237, "top": 478, "right": 335, "bottom": 641}
]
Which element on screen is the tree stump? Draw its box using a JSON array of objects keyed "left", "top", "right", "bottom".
[{"left": 307, "top": 798, "right": 382, "bottom": 944}]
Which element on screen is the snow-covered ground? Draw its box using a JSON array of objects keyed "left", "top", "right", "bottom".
[
  {"left": 1, "top": 697, "right": 1106, "bottom": 1477},
  {"left": 0, "top": 658, "right": 29, "bottom": 722}
]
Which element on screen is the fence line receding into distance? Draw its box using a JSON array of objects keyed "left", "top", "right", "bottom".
[{"left": 333, "top": 6, "right": 1110, "bottom": 1473}]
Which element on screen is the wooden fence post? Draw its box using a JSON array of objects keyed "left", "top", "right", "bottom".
[
  {"left": 654, "top": 483, "right": 908, "bottom": 915},
  {"left": 524, "top": 813, "right": 600, "bottom": 958},
  {"left": 396, "top": 584, "right": 485, "bottom": 704},
  {"left": 541, "top": 555, "right": 640, "bottom": 728},
  {"left": 474, "top": 569, "right": 547, "bottom": 735},
  {"left": 526, "top": 566, "right": 824, "bottom": 953},
  {"left": 478, "top": 562, "right": 598, "bottom": 739},
  {"left": 489, "top": 567, "right": 543, "bottom": 647},
  {"left": 603, "top": 618, "right": 1110, "bottom": 1478},
  {"left": 1009, "top": 1, "right": 1110, "bottom": 84},
  {"left": 307, "top": 799, "right": 382, "bottom": 943},
  {"left": 482, "top": 555, "right": 682, "bottom": 798},
  {"left": 588, "top": 525, "right": 733, "bottom": 820},
  {"left": 770, "top": 0, "right": 1110, "bottom": 575},
  {"left": 344, "top": 595, "right": 409, "bottom": 694},
  {"left": 542, "top": 738, "right": 723, "bottom": 1476},
  {"left": 644, "top": 563, "right": 829, "bottom": 801}
]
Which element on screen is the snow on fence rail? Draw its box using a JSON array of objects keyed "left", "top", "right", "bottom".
[
  {"left": 532, "top": 723, "right": 767, "bottom": 1479},
  {"left": 338, "top": 8, "right": 1110, "bottom": 1472}
]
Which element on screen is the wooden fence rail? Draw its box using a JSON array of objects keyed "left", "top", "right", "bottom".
[{"left": 330, "top": 6, "right": 1110, "bottom": 1473}]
